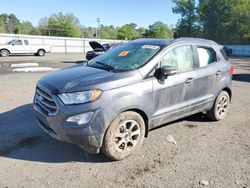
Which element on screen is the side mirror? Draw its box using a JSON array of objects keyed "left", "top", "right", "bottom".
[
  {"left": 154, "top": 66, "right": 177, "bottom": 84},
  {"left": 12, "top": 43, "right": 15, "bottom": 46}
]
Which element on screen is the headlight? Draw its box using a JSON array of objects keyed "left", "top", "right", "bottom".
[{"left": 58, "top": 89, "right": 102, "bottom": 105}]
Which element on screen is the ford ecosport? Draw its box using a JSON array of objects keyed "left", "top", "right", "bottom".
[{"left": 33, "top": 38, "right": 233, "bottom": 160}]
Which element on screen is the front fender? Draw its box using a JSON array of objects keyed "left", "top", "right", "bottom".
[{"left": 101, "top": 81, "right": 153, "bottom": 131}]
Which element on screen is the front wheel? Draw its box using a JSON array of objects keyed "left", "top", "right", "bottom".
[
  {"left": 207, "top": 91, "right": 230, "bottom": 121},
  {"left": 0, "top": 49, "right": 9, "bottom": 57},
  {"left": 101, "top": 111, "right": 145, "bottom": 161}
]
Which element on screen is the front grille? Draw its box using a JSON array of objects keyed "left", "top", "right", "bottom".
[{"left": 35, "top": 86, "right": 58, "bottom": 116}]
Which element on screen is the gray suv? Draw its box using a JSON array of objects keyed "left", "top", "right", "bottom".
[{"left": 33, "top": 38, "right": 233, "bottom": 160}]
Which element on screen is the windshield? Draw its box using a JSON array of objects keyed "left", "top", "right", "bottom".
[
  {"left": 7, "top": 39, "right": 17, "bottom": 45},
  {"left": 88, "top": 42, "right": 161, "bottom": 71}
]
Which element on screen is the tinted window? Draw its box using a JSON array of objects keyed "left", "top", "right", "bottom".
[
  {"left": 161, "top": 45, "right": 194, "bottom": 72},
  {"left": 197, "top": 47, "right": 217, "bottom": 67},
  {"left": 14, "top": 40, "right": 23, "bottom": 45},
  {"left": 24, "top": 40, "right": 29, "bottom": 45},
  {"left": 89, "top": 43, "right": 161, "bottom": 71}
]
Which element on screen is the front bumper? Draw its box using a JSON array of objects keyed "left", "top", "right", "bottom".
[{"left": 33, "top": 89, "right": 106, "bottom": 154}]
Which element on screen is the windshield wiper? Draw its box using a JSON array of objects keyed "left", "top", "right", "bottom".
[{"left": 95, "top": 61, "right": 117, "bottom": 72}]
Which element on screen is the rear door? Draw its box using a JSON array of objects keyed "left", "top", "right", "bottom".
[
  {"left": 186, "top": 45, "right": 220, "bottom": 110},
  {"left": 23, "top": 40, "right": 31, "bottom": 52}
]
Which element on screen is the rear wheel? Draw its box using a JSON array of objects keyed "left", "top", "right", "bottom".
[
  {"left": 37, "top": 49, "right": 45, "bottom": 56},
  {"left": 207, "top": 91, "right": 230, "bottom": 121},
  {"left": 0, "top": 49, "right": 9, "bottom": 57},
  {"left": 101, "top": 111, "right": 145, "bottom": 161}
]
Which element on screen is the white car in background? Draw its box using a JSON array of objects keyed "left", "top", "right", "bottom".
[{"left": 0, "top": 39, "right": 51, "bottom": 57}]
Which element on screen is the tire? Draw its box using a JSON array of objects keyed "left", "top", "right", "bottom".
[
  {"left": 37, "top": 49, "right": 45, "bottom": 56},
  {"left": 0, "top": 49, "right": 9, "bottom": 57},
  {"left": 101, "top": 111, "right": 145, "bottom": 161},
  {"left": 207, "top": 91, "right": 230, "bottom": 121}
]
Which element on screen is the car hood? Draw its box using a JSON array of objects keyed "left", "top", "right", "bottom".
[
  {"left": 38, "top": 64, "right": 142, "bottom": 94},
  {"left": 0, "top": 44, "right": 10, "bottom": 48},
  {"left": 89, "top": 41, "right": 106, "bottom": 52}
]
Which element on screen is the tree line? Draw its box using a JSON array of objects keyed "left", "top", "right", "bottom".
[
  {"left": 0, "top": 0, "right": 249, "bottom": 44},
  {"left": 0, "top": 13, "right": 173, "bottom": 40},
  {"left": 172, "top": 0, "right": 250, "bottom": 44}
]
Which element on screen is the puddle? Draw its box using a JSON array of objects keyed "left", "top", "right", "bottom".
[
  {"left": 11, "top": 63, "right": 39, "bottom": 68},
  {"left": 12, "top": 67, "right": 58, "bottom": 72}
]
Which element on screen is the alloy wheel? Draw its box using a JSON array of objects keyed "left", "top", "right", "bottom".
[
  {"left": 216, "top": 95, "right": 228, "bottom": 117},
  {"left": 114, "top": 120, "right": 140, "bottom": 152}
]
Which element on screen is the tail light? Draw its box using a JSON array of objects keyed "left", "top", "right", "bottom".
[{"left": 230, "top": 66, "right": 234, "bottom": 74}]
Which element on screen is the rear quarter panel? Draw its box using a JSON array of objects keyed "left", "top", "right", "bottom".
[
  {"left": 30, "top": 45, "right": 51, "bottom": 53},
  {"left": 214, "top": 46, "right": 233, "bottom": 98}
]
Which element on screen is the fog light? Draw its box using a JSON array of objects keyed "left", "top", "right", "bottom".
[{"left": 66, "top": 112, "right": 94, "bottom": 125}]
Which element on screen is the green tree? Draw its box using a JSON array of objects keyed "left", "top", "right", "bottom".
[
  {"left": 198, "top": 0, "right": 250, "bottom": 44},
  {"left": 229, "top": 0, "right": 250, "bottom": 44},
  {"left": 117, "top": 23, "right": 139, "bottom": 40},
  {"left": 137, "top": 27, "right": 147, "bottom": 38},
  {"left": 0, "top": 16, "right": 5, "bottom": 32},
  {"left": 0, "top": 13, "right": 21, "bottom": 33},
  {"left": 100, "top": 25, "right": 117, "bottom": 39},
  {"left": 172, "top": 0, "right": 199, "bottom": 37},
  {"left": 145, "top": 21, "right": 173, "bottom": 38},
  {"left": 198, "top": 0, "right": 235, "bottom": 43},
  {"left": 38, "top": 12, "right": 81, "bottom": 37},
  {"left": 20, "top": 21, "right": 35, "bottom": 34},
  {"left": 81, "top": 26, "right": 95, "bottom": 38},
  {"left": 173, "top": 0, "right": 250, "bottom": 44},
  {"left": 29, "top": 28, "right": 40, "bottom": 35},
  {"left": 38, "top": 17, "right": 49, "bottom": 35}
]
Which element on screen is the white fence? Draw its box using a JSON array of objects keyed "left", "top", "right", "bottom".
[
  {"left": 0, "top": 33, "right": 249, "bottom": 56},
  {"left": 0, "top": 33, "right": 124, "bottom": 53},
  {"left": 224, "top": 45, "right": 250, "bottom": 57}
]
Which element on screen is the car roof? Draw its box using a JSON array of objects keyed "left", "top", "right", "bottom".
[
  {"left": 131, "top": 38, "right": 174, "bottom": 46},
  {"left": 132, "top": 38, "right": 218, "bottom": 47}
]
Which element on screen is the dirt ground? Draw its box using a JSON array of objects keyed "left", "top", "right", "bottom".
[{"left": 0, "top": 54, "right": 249, "bottom": 188}]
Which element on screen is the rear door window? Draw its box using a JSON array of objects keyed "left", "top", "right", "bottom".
[
  {"left": 197, "top": 47, "right": 217, "bottom": 67},
  {"left": 24, "top": 40, "right": 29, "bottom": 45}
]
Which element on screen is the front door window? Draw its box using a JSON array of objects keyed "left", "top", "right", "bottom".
[{"left": 161, "top": 45, "right": 194, "bottom": 72}]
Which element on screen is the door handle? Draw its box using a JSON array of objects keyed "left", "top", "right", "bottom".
[
  {"left": 216, "top": 70, "right": 222, "bottom": 75},
  {"left": 185, "top": 78, "right": 194, "bottom": 84}
]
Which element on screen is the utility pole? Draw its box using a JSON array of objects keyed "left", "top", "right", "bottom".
[{"left": 96, "top": 18, "right": 100, "bottom": 39}]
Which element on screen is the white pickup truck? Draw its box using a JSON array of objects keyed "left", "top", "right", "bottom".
[{"left": 0, "top": 39, "right": 51, "bottom": 57}]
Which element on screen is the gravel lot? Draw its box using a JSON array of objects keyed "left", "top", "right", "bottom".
[{"left": 0, "top": 54, "right": 249, "bottom": 188}]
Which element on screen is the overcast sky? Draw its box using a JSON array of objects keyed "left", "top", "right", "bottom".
[{"left": 0, "top": 0, "right": 180, "bottom": 28}]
